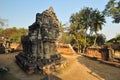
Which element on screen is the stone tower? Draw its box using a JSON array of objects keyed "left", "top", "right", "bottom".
[
  {"left": 28, "top": 7, "right": 62, "bottom": 59},
  {"left": 16, "top": 7, "right": 62, "bottom": 74}
]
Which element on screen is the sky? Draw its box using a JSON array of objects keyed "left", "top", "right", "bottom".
[{"left": 0, "top": 0, "right": 120, "bottom": 40}]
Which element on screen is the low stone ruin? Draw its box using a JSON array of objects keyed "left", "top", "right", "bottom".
[{"left": 15, "top": 7, "right": 62, "bottom": 74}]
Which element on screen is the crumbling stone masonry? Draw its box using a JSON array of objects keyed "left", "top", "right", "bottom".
[{"left": 15, "top": 7, "right": 62, "bottom": 74}]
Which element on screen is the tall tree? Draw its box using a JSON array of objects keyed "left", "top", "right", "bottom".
[
  {"left": 69, "top": 24, "right": 85, "bottom": 53},
  {"left": 79, "top": 7, "right": 93, "bottom": 31},
  {"left": 69, "top": 7, "right": 93, "bottom": 53},
  {"left": 103, "top": 0, "right": 120, "bottom": 23},
  {"left": 69, "top": 7, "right": 105, "bottom": 53},
  {"left": 90, "top": 10, "right": 106, "bottom": 46}
]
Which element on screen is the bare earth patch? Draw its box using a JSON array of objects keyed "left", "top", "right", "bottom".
[
  {"left": 57, "top": 54, "right": 102, "bottom": 80},
  {"left": 0, "top": 53, "right": 120, "bottom": 80},
  {"left": 78, "top": 56, "right": 120, "bottom": 80}
]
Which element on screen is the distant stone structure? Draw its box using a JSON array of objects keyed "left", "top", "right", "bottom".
[{"left": 16, "top": 7, "right": 62, "bottom": 74}]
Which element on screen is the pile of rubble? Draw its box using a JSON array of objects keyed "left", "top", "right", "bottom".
[{"left": 0, "top": 65, "right": 9, "bottom": 72}]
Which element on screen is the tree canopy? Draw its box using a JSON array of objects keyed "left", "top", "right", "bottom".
[
  {"left": 0, "top": 27, "right": 28, "bottom": 43},
  {"left": 69, "top": 7, "right": 106, "bottom": 52},
  {"left": 103, "top": 0, "right": 120, "bottom": 23}
]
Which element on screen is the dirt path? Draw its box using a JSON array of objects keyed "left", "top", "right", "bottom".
[
  {"left": 0, "top": 53, "right": 43, "bottom": 80},
  {"left": 78, "top": 56, "right": 120, "bottom": 80},
  {"left": 0, "top": 53, "right": 119, "bottom": 80},
  {"left": 57, "top": 54, "right": 103, "bottom": 80}
]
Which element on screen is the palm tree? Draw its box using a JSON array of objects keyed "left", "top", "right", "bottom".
[
  {"left": 78, "top": 7, "right": 93, "bottom": 53},
  {"left": 80, "top": 7, "right": 92, "bottom": 30},
  {"left": 69, "top": 7, "right": 106, "bottom": 53},
  {"left": 90, "top": 10, "right": 106, "bottom": 46}
]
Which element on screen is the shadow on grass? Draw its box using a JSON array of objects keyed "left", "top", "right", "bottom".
[{"left": 77, "top": 56, "right": 120, "bottom": 80}]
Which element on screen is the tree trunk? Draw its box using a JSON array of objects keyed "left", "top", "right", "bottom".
[
  {"left": 93, "top": 33, "right": 98, "bottom": 46},
  {"left": 76, "top": 41, "right": 80, "bottom": 53},
  {"left": 78, "top": 44, "right": 81, "bottom": 53},
  {"left": 83, "top": 29, "right": 87, "bottom": 54}
]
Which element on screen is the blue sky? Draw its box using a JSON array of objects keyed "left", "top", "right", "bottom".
[{"left": 0, "top": 0, "right": 120, "bottom": 40}]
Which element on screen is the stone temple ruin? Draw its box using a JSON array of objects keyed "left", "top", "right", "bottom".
[{"left": 15, "top": 7, "right": 62, "bottom": 74}]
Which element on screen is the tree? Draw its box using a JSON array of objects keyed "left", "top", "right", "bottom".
[
  {"left": 103, "top": 0, "right": 120, "bottom": 23},
  {"left": 106, "top": 34, "right": 120, "bottom": 49},
  {"left": 116, "top": 34, "right": 120, "bottom": 39},
  {"left": 0, "top": 28, "right": 4, "bottom": 37},
  {"left": 69, "top": 25, "right": 86, "bottom": 53},
  {"left": 79, "top": 7, "right": 93, "bottom": 31},
  {"left": 90, "top": 10, "right": 106, "bottom": 46},
  {"left": 0, "top": 18, "right": 8, "bottom": 27},
  {"left": 2, "top": 27, "right": 28, "bottom": 43},
  {"left": 96, "top": 34, "right": 106, "bottom": 46},
  {"left": 86, "top": 34, "right": 106, "bottom": 46},
  {"left": 59, "top": 32, "right": 72, "bottom": 44},
  {"left": 0, "top": 18, "right": 8, "bottom": 37},
  {"left": 69, "top": 7, "right": 93, "bottom": 53},
  {"left": 69, "top": 7, "right": 105, "bottom": 53},
  {"left": 9, "top": 28, "right": 28, "bottom": 43}
]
